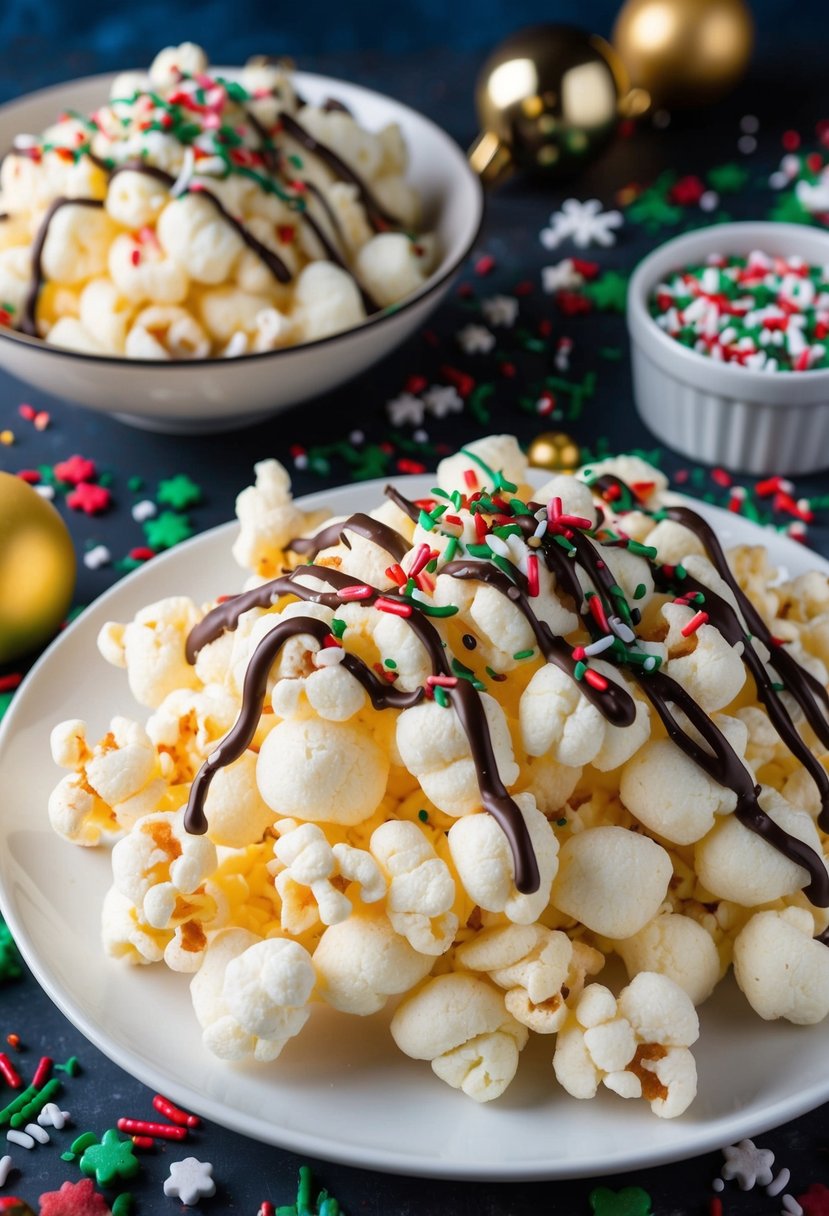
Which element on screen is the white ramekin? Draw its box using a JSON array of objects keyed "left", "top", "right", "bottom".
[{"left": 627, "top": 222, "right": 829, "bottom": 475}]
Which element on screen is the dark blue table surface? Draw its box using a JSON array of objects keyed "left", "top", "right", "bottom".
[{"left": 1, "top": 33, "right": 829, "bottom": 1216}]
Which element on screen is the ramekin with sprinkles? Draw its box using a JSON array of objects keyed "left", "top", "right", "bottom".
[
  {"left": 627, "top": 222, "right": 829, "bottom": 475},
  {"left": 650, "top": 251, "right": 829, "bottom": 373}
]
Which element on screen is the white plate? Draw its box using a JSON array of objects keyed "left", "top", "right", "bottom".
[{"left": 1, "top": 474, "right": 828, "bottom": 1181}]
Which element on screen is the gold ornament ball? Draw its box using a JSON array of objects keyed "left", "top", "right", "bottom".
[
  {"left": 471, "top": 25, "right": 644, "bottom": 185},
  {"left": 527, "top": 432, "right": 582, "bottom": 472},
  {"left": 613, "top": 0, "right": 753, "bottom": 109},
  {"left": 0, "top": 471, "right": 76, "bottom": 665}
]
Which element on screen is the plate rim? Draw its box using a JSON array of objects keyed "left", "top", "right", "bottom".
[{"left": 2, "top": 473, "right": 829, "bottom": 1180}]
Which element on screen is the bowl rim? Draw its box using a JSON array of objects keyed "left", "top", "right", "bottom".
[
  {"left": 0, "top": 67, "right": 485, "bottom": 369},
  {"left": 627, "top": 220, "right": 829, "bottom": 405}
]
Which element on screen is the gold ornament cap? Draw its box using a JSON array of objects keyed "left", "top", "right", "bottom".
[
  {"left": 0, "top": 471, "right": 76, "bottom": 665},
  {"left": 470, "top": 24, "right": 649, "bottom": 187},
  {"left": 527, "top": 431, "right": 582, "bottom": 472}
]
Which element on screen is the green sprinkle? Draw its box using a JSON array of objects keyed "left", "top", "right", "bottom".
[
  {"left": 418, "top": 509, "right": 435, "bottom": 532},
  {"left": 633, "top": 583, "right": 648, "bottom": 600},
  {"left": 626, "top": 541, "right": 658, "bottom": 560},
  {"left": 384, "top": 658, "right": 397, "bottom": 670},
  {"left": 513, "top": 649, "right": 534, "bottom": 660},
  {"left": 0, "top": 1084, "right": 37, "bottom": 1126},
  {"left": 554, "top": 535, "right": 576, "bottom": 554},
  {"left": 330, "top": 618, "right": 347, "bottom": 639},
  {"left": 443, "top": 536, "right": 459, "bottom": 563},
  {"left": 402, "top": 599, "right": 458, "bottom": 618},
  {"left": 0, "top": 918, "right": 22, "bottom": 982},
  {"left": 434, "top": 686, "right": 449, "bottom": 708},
  {"left": 430, "top": 486, "right": 451, "bottom": 500},
  {"left": 675, "top": 564, "right": 687, "bottom": 580},
  {"left": 418, "top": 809, "right": 429, "bottom": 823},
  {"left": 71, "top": 1131, "right": 99, "bottom": 1155},
  {"left": 491, "top": 554, "right": 515, "bottom": 579},
  {"left": 574, "top": 661, "right": 587, "bottom": 680},
  {"left": 425, "top": 558, "right": 438, "bottom": 573},
  {"left": 61, "top": 1151, "right": 76, "bottom": 1162},
  {"left": 493, "top": 524, "right": 522, "bottom": 540},
  {"left": 556, "top": 817, "right": 568, "bottom": 826},
  {"left": 112, "top": 1194, "right": 134, "bottom": 1216},
  {"left": 10, "top": 1078, "right": 62, "bottom": 1128},
  {"left": 56, "top": 1055, "right": 80, "bottom": 1076},
  {"left": 466, "top": 543, "right": 492, "bottom": 558}
]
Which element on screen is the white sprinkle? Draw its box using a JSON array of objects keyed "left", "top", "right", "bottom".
[
  {"left": 643, "top": 656, "right": 657, "bottom": 671},
  {"left": 769, "top": 170, "right": 789, "bottom": 190},
  {"left": 782, "top": 1196, "right": 803, "bottom": 1216},
  {"left": 83, "top": 544, "right": 111, "bottom": 570},
  {"left": 12, "top": 133, "right": 39, "bottom": 150},
  {"left": 131, "top": 499, "right": 157, "bottom": 522},
  {"left": 37, "top": 1103, "right": 69, "bottom": 1130},
  {"left": 313, "top": 647, "right": 345, "bottom": 667},
  {"left": 192, "top": 155, "right": 227, "bottom": 176},
  {"left": 24, "top": 1123, "right": 49, "bottom": 1145},
  {"left": 6, "top": 1130, "right": 33, "bottom": 1150},
  {"left": 767, "top": 1168, "right": 790, "bottom": 1197},
  {"left": 740, "top": 114, "right": 760, "bottom": 134},
  {"left": 223, "top": 331, "right": 249, "bottom": 358},
  {"left": 169, "top": 146, "right": 196, "bottom": 196},
  {"left": 413, "top": 429, "right": 429, "bottom": 443},
  {"left": 609, "top": 615, "right": 636, "bottom": 644},
  {"left": 294, "top": 454, "right": 308, "bottom": 470},
  {"left": 700, "top": 190, "right": 720, "bottom": 212},
  {"left": 485, "top": 534, "right": 511, "bottom": 559},
  {"left": 584, "top": 635, "right": 616, "bottom": 657},
  {"left": 0, "top": 1155, "right": 13, "bottom": 1185},
  {"left": 652, "top": 108, "right": 671, "bottom": 128},
  {"left": 410, "top": 588, "right": 429, "bottom": 604},
  {"left": 738, "top": 134, "right": 757, "bottom": 154},
  {"left": 349, "top": 430, "right": 365, "bottom": 445},
  {"left": 34, "top": 484, "right": 55, "bottom": 500},
  {"left": 711, "top": 1178, "right": 725, "bottom": 1193}
]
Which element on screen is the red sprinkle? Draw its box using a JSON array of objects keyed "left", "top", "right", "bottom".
[
  {"left": 0, "top": 674, "right": 22, "bottom": 693},
  {"left": 66, "top": 482, "right": 112, "bottom": 515},
  {"left": 132, "top": 1135, "right": 156, "bottom": 1150},
  {"left": 709, "top": 1199, "right": 723, "bottom": 1216},
  {"left": 571, "top": 645, "right": 586, "bottom": 662},
  {"left": 680, "top": 610, "right": 709, "bottom": 637},
  {"left": 18, "top": 404, "right": 35, "bottom": 421},
  {"left": 128, "top": 546, "right": 156, "bottom": 562},
  {"left": 385, "top": 564, "right": 407, "bottom": 587},
  {"left": 474, "top": 254, "right": 495, "bottom": 275},
  {"left": 513, "top": 280, "right": 534, "bottom": 296},
  {"left": 31, "top": 1057, "right": 52, "bottom": 1089},
  {"left": 53, "top": 454, "right": 96, "bottom": 485},
  {"left": 17, "top": 468, "right": 40, "bottom": 483},
  {"left": 755, "top": 475, "right": 792, "bottom": 496},
  {"left": 259, "top": 1204, "right": 276, "bottom": 1216},
  {"left": 408, "top": 543, "right": 433, "bottom": 578},
  {"left": 527, "top": 554, "right": 539, "bottom": 597},
  {"left": 463, "top": 469, "right": 478, "bottom": 490},
  {"left": 584, "top": 668, "right": 609, "bottom": 691},
  {"left": 588, "top": 596, "right": 610, "bottom": 634},
  {"left": 440, "top": 365, "right": 475, "bottom": 398},
  {"left": 0, "top": 1053, "right": 22, "bottom": 1088},
  {"left": 117, "top": 1118, "right": 187, "bottom": 1141},
  {"left": 375, "top": 596, "right": 412, "bottom": 617},
  {"left": 782, "top": 129, "right": 801, "bottom": 151},
  {"left": 426, "top": 675, "right": 458, "bottom": 688},
  {"left": 711, "top": 468, "right": 732, "bottom": 488},
  {"left": 4, "top": 1035, "right": 20, "bottom": 1050},
  {"left": 338, "top": 584, "right": 373, "bottom": 601},
  {"left": 152, "top": 1094, "right": 200, "bottom": 1128}
]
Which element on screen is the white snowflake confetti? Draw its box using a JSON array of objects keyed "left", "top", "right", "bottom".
[
  {"left": 541, "top": 259, "right": 584, "bottom": 294},
  {"left": 386, "top": 392, "right": 425, "bottom": 427},
  {"left": 481, "top": 294, "right": 519, "bottom": 327},
  {"left": 83, "top": 544, "right": 111, "bottom": 571},
  {"left": 539, "top": 198, "right": 623, "bottom": 250},
  {"left": 456, "top": 323, "right": 496, "bottom": 354},
  {"left": 37, "top": 1104, "right": 70, "bottom": 1130},
  {"left": 721, "top": 1139, "right": 775, "bottom": 1190},
  {"left": 163, "top": 1157, "right": 217, "bottom": 1206},
  {"left": 422, "top": 385, "right": 463, "bottom": 418}
]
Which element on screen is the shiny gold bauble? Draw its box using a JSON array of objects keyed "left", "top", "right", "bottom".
[
  {"left": 469, "top": 24, "right": 649, "bottom": 185},
  {"left": 527, "top": 432, "right": 582, "bottom": 473},
  {"left": 613, "top": 0, "right": 753, "bottom": 109},
  {"left": 0, "top": 472, "right": 76, "bottom": 664}
]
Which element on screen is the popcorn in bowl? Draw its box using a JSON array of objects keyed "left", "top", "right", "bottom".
[
  {"left": 48, "top": 435, "right": 829, "bottom": 1116},
  {"left": 0, "top": 42, "right": 437, "bottom": 358}
]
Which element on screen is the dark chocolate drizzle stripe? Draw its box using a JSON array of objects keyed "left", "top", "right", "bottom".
[
  {"left": 666, "top": 504, "right": 829, "bottom": 752},
  {"left": 183, "top": 562, "right": 540, "bottom": 892},
  {"left": 286, "top": 512, "right": 409, "bottom": 561},
  {"left": 635, "top": 668, "right": 829, "bottom": 907},
  {"left": 20, "top": 196, "right": 104, "bottom": 336},
  {"left": 277, "top": 111, "right": 400, "bottom": 232},
  {"left": 383, "top": 483, "right": 421, "bottom": 523},
  {"left": 442, "top": 559, "right": 636, "bottom": 727},
  {"left": 302, "top": 181, "right": 380, "bottom": 314}
]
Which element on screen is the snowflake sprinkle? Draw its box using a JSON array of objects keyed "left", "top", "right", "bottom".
[
  {"left": 456, "top": 324, "right": 496, "bottom": 354},
  {"left": 386, "top": 392, "right": 425, "bottom": 427},
  {"left": 721, "top": 1139, "right": 775, "bottom": 1190},
  {"left": 540, "top": 198, "right": 624, "bottom": 250},
  {"left": 481, "top": 295, "right": 519, "bottom": 327},
  {"left": 422, "top": 385, "right": 464, "bottom": 418}
]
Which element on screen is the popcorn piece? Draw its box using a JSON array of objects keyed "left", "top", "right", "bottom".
[
  {"left": 661, "top": 602, "right": 747, "bottom": 712},
  {"left": 271, "top": 822, "right": 385, "bottom": 934},
  {"left": 551, "top": 827, "right": 673, "bottom": 939},
  {"left": 124, "top": 305, "right": 211, "bottom": 360},
  {"left": 293, "top": 261, "right": 365, "bottom": 342},
  {"left": 313, "top": 909, "right": 433, "bottom": 1015},
  {"left": 390, "top": 972, "right": 529, "bottom": 1102},
  {"left": 231, "top": 458, "right": 310, "bottom": 575},
  {"left": 369, "top": 820, "right": 457, "bottom": 955},
  {"left": 733, "top": 908, "right": 829, "bottom": 1024},
  {"left": 448, "top": 793, "right": 559, "bottom": 924},
  {"left": 201, "top": 751, "right": 276, "bottom": 848},
  {"left": 436, "top": 435, "right": 529, "bottom": 497},
  {"left": 615, "top": 913, "right": 721, "bottom": 1006},
  {"left": 111, "top": 811, "right": 217, "bottom": 930},
  {"left": 39, "top": 203, "right": 117, "bottom": 285},
  {"left": 97, "top": 596, "right": 202, "bottom": 709},
  {"left": 553, "top": 973, "right": 699, "bottom": 1117},
  {"left": 353, "top": 232, "right": 430, "bottom": 308},
  {"left": 396, "top": 693, "right": 518, "bottom": 817},
  {"left": 191, "top": 929, "right": 315, "bottom": 1061},
  {"left": 455, "top": 924, "right": 604, "bottom": 1032},
  {"left": 257, "top": 717, "right": 389, "bottom": 825}
]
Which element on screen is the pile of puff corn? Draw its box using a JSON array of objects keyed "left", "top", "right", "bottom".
[
  {"left": 48, "top": 436, "right": 829, "bottom": 1115},
  {"left": 0, "top": 42, "right": 434, "bottom": 357}
]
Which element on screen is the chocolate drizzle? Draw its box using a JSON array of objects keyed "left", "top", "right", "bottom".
[
  {"left": 278, "top": 110, "right": 400, "bottom": 232},
  {"left": 286, "top": 512, "right": 409, "bottom": 561},
  {"left": 20, "top": 196, "right": 104, "bottom": 336},
  {"left": 383, "top": 483, "right": 422, "bottom": 523}
]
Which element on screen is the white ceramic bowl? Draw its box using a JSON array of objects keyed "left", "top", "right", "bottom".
[
  {"left": 627, "top": 222, "right": 829, "bottom": 475},
  {"left": 0, "top": 71, "right": 483, "bottom": 433}
]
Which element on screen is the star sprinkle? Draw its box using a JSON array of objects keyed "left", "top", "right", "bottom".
[
  {"left": 386, "top": 392, "right": 424, "bottom": 427},
  {"left": 53, "top": 455, "right": 97, "bottom": 486},
  {"left": 721, "top": 1138, "right": 775, "bottom": 1190},
  {"left": 589, "top": 1185, "right": 653, "bottom": 1216},
  {"left": 66, "top": 483, "right": 112, "bottom": 515},
  {"left": 707, "top": 163, "right": 749, "bottom": 193},
  {"left": 422, "top": 385, "right": 463, "bottom": 418},
  {"left": 456, "top": 324, "right": 496, "bottom": 354},
  {"left": 163, "top": 1157, "right": 217, "bottom": 1206},
  {"left": 0, "top": 1199, "right": 35, "bottom": 1215},
  {"left": 582, "top": 271, "right": 630, "bottom": 313},
  {"left": 0, "top": 920, "right": 22, "bottom": 982},
  {"left": 157, "top": 474, "right": 202, "bottom": 510},
  {"left": 79, "top": 1129, "right": 140, "bottom": 1188},
  {"left": 39, "top": 1179, "right": 112, "bottom": 1216},
  {"left": 481, "top": 295, "right": 519, "bottom": 327},
  {"left": 142, "top": 512, "right": 193, "bottom": 550},
  {"left": 539, "top": 199, "right": 623, "bottom": 250},
  {"left": 541, "top": 259, "right": 584, "bottom": 294}
]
